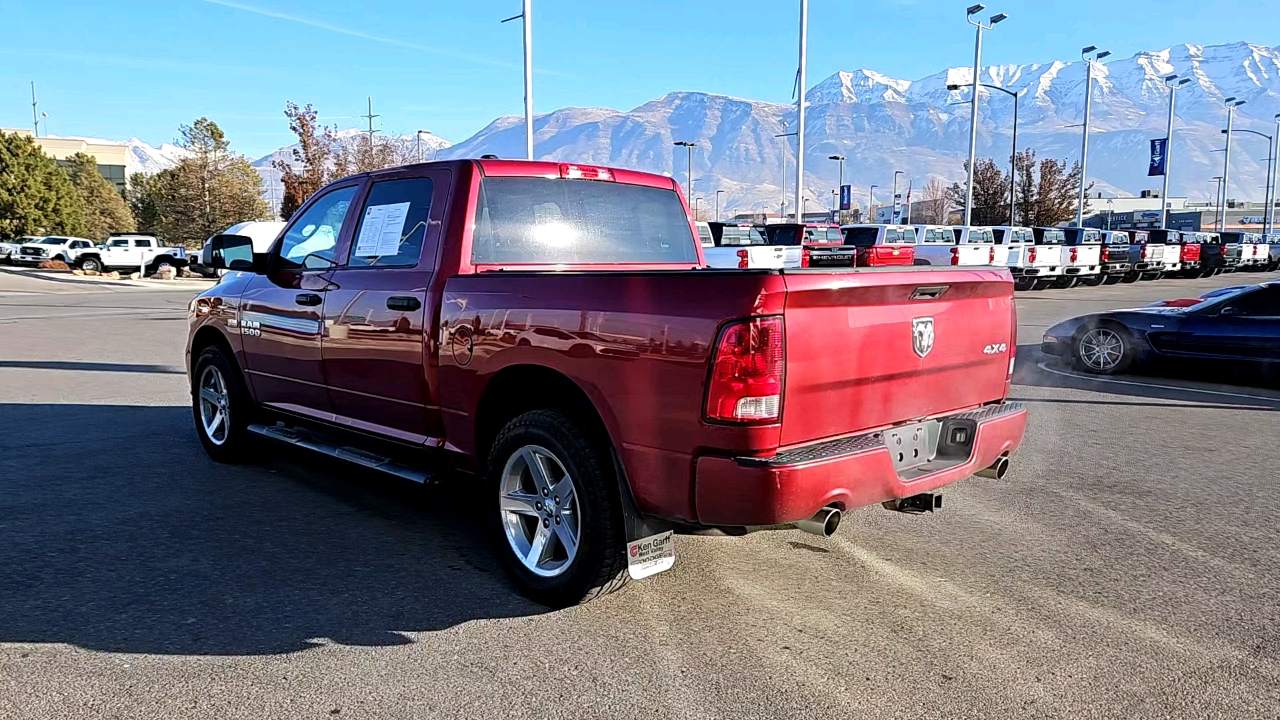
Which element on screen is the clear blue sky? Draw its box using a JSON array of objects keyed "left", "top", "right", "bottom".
[{"left": 0, "top": 0, "right": 1273, "bottom": 159}]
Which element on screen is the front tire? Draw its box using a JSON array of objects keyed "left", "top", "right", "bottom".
[
  {"left": 487, "top": 410, "right": 628, "bottom": 607},
  {"left": 1073, "top": 324, "right": 1134, "bottom": 375},
  {"left": 79, "top": 256, "right": 102, "bottom": 273},
  {"left": 191, "top": 345, "right": 258, "bottom": 463}
]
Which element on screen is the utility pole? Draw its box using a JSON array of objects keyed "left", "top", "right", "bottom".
[
  {"left": 892, "top": 170, "right": 904, "bottom": 223},
  {"left": 795, "top": 0, "right": 808, "bottom": 221},
  {"left": 775, "top": 126, "right": 796, "bottom": 218},
  {"left": 1273, "top": 114, "right": 1280, "bottom": 234},
  {"left": 963, "top": 5, "right": 1008, "bottom": 226},
  {"left": 502, "top": 1, "right": 535, "bottom": 159},
  {"left": 30, "top": 82, "right": 39, "bottom": 137},
  {"left": 1220, "top": 97, "right": 1246, "bottom": 232},
  {"left": 869, "top": 185, "right": 878, "bottom": 222},
  {"left": 363, "top": 96, "right": 380, "bottom": 149},
  {"left": 1077, "top": 46, "right": 1111, "bottom": 226},
  {"left": 1160, "top": 75, "right": 1191, "bottom": 229}
]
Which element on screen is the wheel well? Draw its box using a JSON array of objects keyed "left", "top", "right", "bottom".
[
  {"left": 474, "top": 365, "right": 612, "bottom": 465},
  {"left": 190, "top": 326, "right": 237, "bottom": 382}
]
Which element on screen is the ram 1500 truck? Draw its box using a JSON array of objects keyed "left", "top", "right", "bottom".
[{"left": 190, "top": 159, "right": 1026, "bottom": 607}]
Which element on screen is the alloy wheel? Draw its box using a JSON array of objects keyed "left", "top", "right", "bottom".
[
  {"left": 1079, "top": 328, "right": 1125, "bottom": 372},
  {"left": 198, "top": 365, "right": 231, "bottom": 445},
  {"left": 498, "top": 445, "right": 581, "bottom": 578}
]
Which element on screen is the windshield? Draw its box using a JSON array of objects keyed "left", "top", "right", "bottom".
[{"left": 38, "top": 238, "right": 65, "bottom": 245}]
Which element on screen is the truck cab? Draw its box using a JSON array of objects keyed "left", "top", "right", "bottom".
[
  {"left": 832, "top": 224, "right": 915, "bottom": 267},
  {"left": 1148, "top": 229, "right": 1188, "bottom": 276},
  {"left": 911, "top": 225, "right": 994, "bottom": 267}
]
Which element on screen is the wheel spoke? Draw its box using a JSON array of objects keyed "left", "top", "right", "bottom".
[
  {"left": 200, "top": 387, "right": 221, "bottom": 404},
  {"left": 527, "top": 524, "right": 552, "bottom": 566},
  {"left": 209, "top": 411, "right": 225, "bottom": 434},
  {"left": 500, "top": 491, "right": 541, "bottom": 517},
  {"left": 522, "top": 447, "right": 554, "bottom": 494},
  {"left": 552, "top": 516, "right": 578, "bottom": 560}
]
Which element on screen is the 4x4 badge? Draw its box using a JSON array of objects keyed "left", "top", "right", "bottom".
[{"left": 912, "top": 317, "right": 935, "bottom": 358}]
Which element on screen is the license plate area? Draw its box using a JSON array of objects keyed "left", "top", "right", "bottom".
[{"left": 885, "top": 422, "right": 939, "bottom": 473}]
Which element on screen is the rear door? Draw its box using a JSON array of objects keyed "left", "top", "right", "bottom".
[
  {"left": 239, "top": 182, "right": 361, "bottom": 416},
  {"left": 777, "top": 269, "right": 1014, "bottom": 446},
  {"left": 320, "top": 170, "right": 450, "bottom": 443}
]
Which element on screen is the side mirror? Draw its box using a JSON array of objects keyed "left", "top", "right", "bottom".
[
  {"left": 209, "top": 234, "right": 258, "bottom": 272},
  {"left": 1219, "top": 305, "right": 1240, "bottom": 317}
]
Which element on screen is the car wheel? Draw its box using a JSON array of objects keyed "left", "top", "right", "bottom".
[
  {"left": 1073, "top": 324, "right": 1134, "bottom": 375},
  {"left": 1102, "top": 274, "right": 1123, "bottom": 285},
  {"left": 191, "top": 345, "right": 258, "bottom": 463},
  {"left": 1079, "top": 274, "right": 1104, "bottom": 287},
  {"left": 79, "top": 257, "right": 102, "bottom": 273},
  {"left": 1120, "top": 272, "right": 1140, "bottom": 283},
  {"left": 1013, "top": 278, "right": 1035, "bottom": 291},
  {"left": 487, "top": 409, "right": 628, "bottom": 608}
]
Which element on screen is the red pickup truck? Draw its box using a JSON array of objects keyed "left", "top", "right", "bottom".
[{"left": 190, "top": 159, "right": 1026, "bottom": 607}]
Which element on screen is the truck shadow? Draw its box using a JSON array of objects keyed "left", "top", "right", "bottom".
[
  {"left": 1012, "top": 344, "right": 1280, "bottom": 409},
  {"left": 0, "top": 403, "right": 544, "bottom": 657}
]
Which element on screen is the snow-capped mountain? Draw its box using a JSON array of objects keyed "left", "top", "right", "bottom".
[
  {"left": 42, "top": 135, "right": 188, "bottom": 176},
  {"left": 434, "top": 41, "right": 1280, "bottom": 214}
]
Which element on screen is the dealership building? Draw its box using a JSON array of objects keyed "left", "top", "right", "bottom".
[{"left": 2, "top": 128, "right": 130, "bottom": 193}]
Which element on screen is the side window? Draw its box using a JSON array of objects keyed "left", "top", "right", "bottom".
[
  {"left": 347, "top": 177, "right": 434, "bottom": 268},
  {"left": 109, "top": 239, "right": 129, "bottom": 248},
  {"left": 134, "top": 239, "right": 152, "bottom": 248},
  {"left": 1228, "top": 287, "right": 1280, "bottom": 317},
  {"left": 278, "top": 185, "right": 358, "bottom": 270}
]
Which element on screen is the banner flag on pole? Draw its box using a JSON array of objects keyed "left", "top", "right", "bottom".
[{"left": 1148, "top": 138, "right": 1168, "bottom": 177}]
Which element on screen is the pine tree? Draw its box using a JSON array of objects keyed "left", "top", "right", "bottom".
[
  {"left": 0, "top": 130, "right": 86, "bottom": 240},
  {"left": 63, "top": 152, "right": 136, "bottom": 241}
]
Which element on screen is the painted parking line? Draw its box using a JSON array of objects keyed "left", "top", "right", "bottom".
[{"left": 1034, "top": 361, "right": 1280, "bottom": 404}]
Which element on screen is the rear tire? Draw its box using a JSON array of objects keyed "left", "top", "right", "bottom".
[
  {"left": 191, "top": 344, "right": 258, "bottom": 463},
  {"left": 1013, "top": 277, "right": 1035, "bottom": 291},
  {"left": 1079, "top": 274, "right": 1104, "bottom": 287},
  {"left": 1102, "top": 274, "right": 1123, "bottom": 285},
  {"left": 487, "top": 410, "right": 629, "bottom": 608},
  {"left": 79, "top": 256, "right": 102, "bottom": 273},
  {"left": 1120, "top": 272, "right": 1140, "bottom": 283}
]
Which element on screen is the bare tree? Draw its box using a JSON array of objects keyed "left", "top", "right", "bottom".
[{"left": 916, "top": 179, "right": 951, "bottom": 225}]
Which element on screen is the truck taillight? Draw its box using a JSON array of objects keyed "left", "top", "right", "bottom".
[
  {"left": 1069, "top": 247, "right": 1078, "bottom": 263},
  {"left": 1028, "top": 246, "right": 1037, "bottom": 263},
  {"left": 1140, "top": 246, "right": 1148, "bottom": 260},
  {"left": 558, "top": 163, "right": 614, "bottom": 181},
  {"left": 989, "top": 246, "right": 996, "bottom": 264},
  {"left": 863, "top": 249, "right": 876, "bottom": 267},
  {"left": 736, "top": 249, "right": 749, "bottom": 269},
  {"left": 800, "top": 246, "right": 810, "bottom": 268},
  {"left": 1100, "top": 247, "right": 1109, "bottom": 262},
  {"left": 950, "top": 246, "right": 960, "bottom": 265},
  {"left": 705, "top": 316, "right": 784, "bottom": 423}
]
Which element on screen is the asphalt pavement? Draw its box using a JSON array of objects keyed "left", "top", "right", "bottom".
[{"left": 1, "top": 268, "right": 1278, "bottom": 720}]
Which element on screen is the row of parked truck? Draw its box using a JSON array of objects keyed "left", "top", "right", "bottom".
[{"left": 697, "top": 222, "right": 1280, "bottom": 290}]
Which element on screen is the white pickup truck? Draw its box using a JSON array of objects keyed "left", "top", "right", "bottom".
[
  {"left": 992, "top": 226, "right": 1063, "bottom": 290},
  {"left": 11, "top": 236, "right": 99, "bottom": 266},
  {"left": 76, "top": 234, "right": 188, "bottom": 275},
  {"left": 1056, "top": 227, "right": 1102, "bottom": 287},
  {"left": 910, "top": 225, "right": 994, "bottom": 266},
  {"left": 701, "top": 222, "right": 803, "bottom": 269}
]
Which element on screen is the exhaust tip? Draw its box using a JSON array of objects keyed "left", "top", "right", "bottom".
[
  {"left": 794, "top": 507, "right": 842, "bottom": 537},
  {"left": 977, "top": 455, "right": 1010, "bottom": 480}
]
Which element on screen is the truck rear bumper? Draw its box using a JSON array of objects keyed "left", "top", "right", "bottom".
[{"left": 693, "top": 402, "right": 1027, "bottom": 526}]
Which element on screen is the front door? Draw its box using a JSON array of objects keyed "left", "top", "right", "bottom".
[
  {"left": 1177, "top": 286, "right": 1280, "bottom": 360},
  {"left": 239, "top": 183, "right": 361, "bottom": 418},
  {"left": 320, "top": 170, "right": 450, "bottom": 444}
]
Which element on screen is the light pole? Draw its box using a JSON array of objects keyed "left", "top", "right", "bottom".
[
  {"left": 715, "top": 189, "right": 725, "bottom": 222},
  {"left": 775, "top": 129, "right": 797, "bottom": 217},
  {"left": 1210, "top": 177, "right": 1223, "bottom": 230},
  {"left": 1220, "top": 97, "right": 1247, "bottom": 231},
  {"left": 673, "top": 141, "right": 697, "bottom": 205},
  {"left": 952, "top": 81, "right": 1020, "bottom": 225},
  {"left": 795, "top": 0, "right": 809, "bottom": 225},
  {"left": 1222, "top": 126, "right": 1273, "bottom": 236},
  {"left": 415, "top": 130, "right": 434, "bottom": 162},
  {"left": 1273, "top": 114, "right": 1280, "bottom": 234},
  {"left": 869, "top": 185, "right": 878, "bottom": 223},
  {"left": 30, "top": 81, "right": 39, "bottom": 137},
  {"left": 828, "top": 154, "right": 845, "bottom": 219},
  {"left": 1160, "top": 75, "right": 1192, "bottom": 229},
  {"left": 501, "top": 0, "right": 534, "bottom": 159},
  {"left": 963, "top": 5, "right": 1008, "bottom": 226},
  {"left": 1077, "top": 46, "right": 1111, "bottom": 227},
  {"left": 891, "top": 170, "right": 904, "bottom": 223}
]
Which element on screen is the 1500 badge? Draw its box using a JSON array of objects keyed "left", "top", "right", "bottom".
[
  {"left": 237, "top": 319, "right": 261, "bottom": 337},
  {"left": 983, "top": 343, "right": 1008, "bottom": 354}
]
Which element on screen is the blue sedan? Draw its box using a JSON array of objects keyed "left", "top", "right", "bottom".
[{"left": 1041, "top": 282, "right": 1280, "bottom": 375}]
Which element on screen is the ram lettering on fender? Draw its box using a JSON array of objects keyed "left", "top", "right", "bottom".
[{"left": 983, "top": 343, "right": 1008, "bottom": 355}]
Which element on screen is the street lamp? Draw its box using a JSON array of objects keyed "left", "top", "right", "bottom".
[
  {"left": 673, "top": 141, "right": 698, "bottom": 205},
  {"left": 828, "top": 155, "right": 846, "bottom": 218},
  {"left": 1219, "top": 97, "right": 1247, "bottom": 231},
  {"left": 869, "top": 185, "right": 878, "bottom": 222},
  {"left": 892, "top": 170, "right": 905, "bottom": 223},
  {"left": 1077, "top": 46, "right": 1112, "bottom": 226},
  {"left": 795, "top": 0, "right": 810, "bottom": 226},
  {"left": 962, "top": 4, "right": 1008, "bottom": 226},
  {"left": 1273, "top": 113, "right": 1280, "bottom": 234},
  {"left": 415, "top": 130, "right": 434, "bottom": 162},
  {"left": 1158, "top": 75, "right": 1192, "bottom": 228},
  {"left": 715, "top": 189, "right": 726, "bottom": 222},
  {"left": 501, "top": 0, "right": 535, "bottom": 159},
  {"left": 1221, "top": 126, "right": 1273, "bottom": 236},
  {"left": 775, "top": 128, "right": 798, "bottom": 218},
  {"left": 1210, "top": 176, "right": 1224, "bottom": 230},
  {"left": 950, "top": 81, "right": 1021, "bottom": 225}
]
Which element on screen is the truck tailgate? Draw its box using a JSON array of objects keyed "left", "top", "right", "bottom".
[{"left": 777, "top": 268, "right": 1014, "bottom": 447}]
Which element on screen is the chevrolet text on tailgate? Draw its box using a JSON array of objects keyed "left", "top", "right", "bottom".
[{"left": 189, "top": 159, "right": 1027, "bottom": 607}]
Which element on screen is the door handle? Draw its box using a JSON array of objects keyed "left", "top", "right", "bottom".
[
  {"left": 386, "top": 296, "right": 421, "bottom": 311},
  {"left": 295, "top": 293, "right": 323, "bottom": 306}
]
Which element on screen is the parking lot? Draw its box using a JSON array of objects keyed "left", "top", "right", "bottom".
[{"left": 2, "top": 268, "right": 1278, "bottom": 719}]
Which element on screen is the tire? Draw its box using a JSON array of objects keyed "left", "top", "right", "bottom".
[
  {"left": 1073, "top": 323, "right": 1134, "bottom": 375},
  {"left": 1102, "top": 274, "right": 1123, "bottom": 285},
  {"left": 1052, "top": 276, "right": 1078, "bottom": 289},
  {"left": 1013, "top": 277, "right": 1035, "bottom": 291},
  {"left": 79, "top": 256, "right": 102, "bottom": 273},
  {"left": 487, "top": 409, "right": 628, "bottom": 608},
  {"left": 1120, "top": 272, "right": 1140, "bottom": 283},
  {"left": 191, "top": 344, "right": 258, "bottom": 463},
  {"left": 1079, "top": 274, "right": 1104, "bottom": 287}
]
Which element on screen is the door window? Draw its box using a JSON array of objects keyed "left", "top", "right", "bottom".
[
  {"left": 346, "top": 177, "right": 435, "bottom": 268},
  {"left": 1224, "top": 287, "right": 1280, "bottom": 318},
  {"left": 134, "top": 239, "right": 152, "bottom": 248},
  {"left": 278, "top": 185, "right": 359, "bottom": 270}
]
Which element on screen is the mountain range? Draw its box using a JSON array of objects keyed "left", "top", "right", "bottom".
[{"left": 127, "top": 41, "right": 1280, "bottom": 217}]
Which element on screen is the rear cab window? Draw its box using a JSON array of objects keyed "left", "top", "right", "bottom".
[
  {"left": 471, "top": 174, "right": 697, "bottom": 265},
  {"left": 842, "top": 227, "right": 880, "bottom": 246},
  {"left": 964, "top": 229, "right": 995, "bottom": 244}
]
